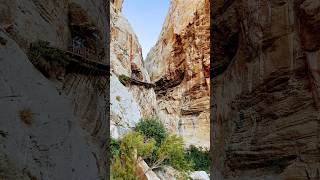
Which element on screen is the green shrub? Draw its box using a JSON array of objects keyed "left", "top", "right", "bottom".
[
  {"left": 134, "top": 118, "right": 192, "bottom": 172},
  {"left": 185, "top": 145, "right": 210, "bottom": 172},
  {"left": 110, "top": 119, "right": 210, "bottom": 178},
  {"left": 120, "top": 132, "right": 155, "bottom": 159},
  {"left": 30, "top": 41, "right": 69, "bottom": 64},
  {"left": 111, "top": 155, "right": 137, "bottom": 180},
  {"left": 118, "top": 74, "right": 131, "bottom": 86},
  {"left": 110, "top": 132, "right": 156, "bottom": 180},
  {"left": 135, "top": 117, "right": 168, "bottom": 146},
  {"left": 152, "top": 135, "right": 192, "bottom": 172},
  {"left": 110, "top": 138, "right": 120, "bottom": 157},
  {"left": 29, "top": 40, "right": 69, "bottom": 70}
]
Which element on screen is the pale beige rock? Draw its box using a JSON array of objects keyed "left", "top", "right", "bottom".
[
  {"left": 110, "top": 0, "right": 158, "bottom": 139},
  {"left": 154, "top": 165, "right": 181, "bottom": 180},
  {"left": 136, "top": 158, "right": 161, "bottom": 180},
  {"left": 190, "top": 171, "right": 210, "bottom": 180}
]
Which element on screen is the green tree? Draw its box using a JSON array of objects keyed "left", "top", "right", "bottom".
[
  {"left": 135, "top": 118, "right": 193, "bottom": 172},
  {"left": 135, "top": 117, "right": 168, "bottom": 146}
]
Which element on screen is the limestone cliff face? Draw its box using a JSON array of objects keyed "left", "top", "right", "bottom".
[
  {"left": 110, "top": 0, "right": 158, "bottom": 139},
  {"left": 0, "top": 0, "right": 108, "bottom": 179},
  {"left": 212, "top": 0, "right": 320, "bottom": 179},
  {"left": 145, "top": 0, "right": 210, "bottom": 148}
]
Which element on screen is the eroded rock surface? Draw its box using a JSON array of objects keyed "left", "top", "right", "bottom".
[
  {"left": 110, "top": 0, "right": 158, "bottom": 138},
  {"left": 145, "top": 0, "right": 210, "bottom": 148},
  {"left": 212, "top": 0, "right": 320, "bottom": 179},
  {"left": 0, "top": 0, "right": 108, "bottom": 179}
]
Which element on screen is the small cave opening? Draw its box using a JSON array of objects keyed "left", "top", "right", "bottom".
[{"left": 211, "top": 25, "right": 239, "bottom": 78}]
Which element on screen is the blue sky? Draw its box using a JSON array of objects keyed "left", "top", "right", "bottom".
[{"left": 122, "top": 0, "right": 170, "bottom": 59}]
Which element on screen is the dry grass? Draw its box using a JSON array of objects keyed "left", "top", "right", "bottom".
[{"left": 19, "top": 108, "right": 34, "bottom": 125}]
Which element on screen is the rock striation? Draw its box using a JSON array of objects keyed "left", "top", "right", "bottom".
[
  {"left": 145, "top": 0, "right": 210, "bottom": 148},
  {"left": 0, "top": 0, "right": 108, "bottom": 179},
  {"left": 212, "top": 0, "right": 320, "bottom": 179}
]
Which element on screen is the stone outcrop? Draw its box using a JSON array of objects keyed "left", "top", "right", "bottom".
[
  {"left": 145, "top": 0, "right": 210, "bottom": 148},
  {"left": 0, "top": 0, "right": 108, "bottom": 179},
  {"left": 110, "top": 0, "right": 158, "bottom": 138},
  {"left": 154, "top": 165, "right": 181, "bottom": 180},
  {"left": 212, "top": 0, "right": 320, "bottom": 179},
  {"left": 190, "top": 171, "right": 210, "bottom": 180},
  {"left": 136, "top": 158, "right": 161, "bottom": 180}
]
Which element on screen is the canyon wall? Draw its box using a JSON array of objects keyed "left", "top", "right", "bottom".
[
  {"left": 0, "top": 0, "right": 108, "bottom": 179},
  {"left": 145, "top": 0, "right": 210, "bottom": 148},
  {"left": 212, "top": 0, "right": 320, "bottom": 179},
  {"left": 110, "top": 0, "right": 158, "bottom": 139}
]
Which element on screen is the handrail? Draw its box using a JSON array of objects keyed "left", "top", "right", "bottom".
[
  {"left": 130, "top": 78, "right": 155, "bottom": 87},
  {"left": 45, "top": 45, "right": 109, "bottom": 73},
  {"left": 120, "top": 75, "right": 155, "bottom": 88},
  {"left": 67, "top": 46, "right": 98, "bottom": 60}
]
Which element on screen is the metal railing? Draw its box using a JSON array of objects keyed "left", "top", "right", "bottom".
[{"left": 67, "top": 46, "right": 98, "bottom": 61}]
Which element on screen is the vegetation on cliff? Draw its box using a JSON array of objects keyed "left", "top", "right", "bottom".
[
  {"left": 110, "top": 117, "right": 209, "bottom": 179},
  {"left": 29, "top": 41, "right": 69, "bottom": 67}
]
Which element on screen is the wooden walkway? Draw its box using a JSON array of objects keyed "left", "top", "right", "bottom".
[
  {"left": 119, "top": 75, "right": 155, "bottom": 88},
  {"left": 35, "top": 43, "right": 109, "bottom": 95},
  {"left": 130, "top": 78, "right": 155, "bottom": 88},
  {"left": 46, "top": 46, "right": 109, "bottom": 75}
]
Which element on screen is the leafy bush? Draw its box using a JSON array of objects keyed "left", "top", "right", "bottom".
[
  {"left": 135, "top": 117, "right": 168, "bottom": 146},
  {"left": 29, "top": 41, "right": 69, "bottom": 65},
  {"left": 28, "top": 40, "right": 70, "bottom": 77},
  {"left": 110, "top": 132, "right": 156, "bottom": 180},
  {"left": 120, "top": 132, "right": 155, "bottom": 159},
  {"left": 118, "top": 74, "right": 131, "bottom": 86},
  {"left": 111, "top": 155, "right": 137, "bottom": 180},
  {"left": 110, "top": 118, "right": 209, "bottom": 178},
  {"left": 135, "top": 118, "right": 192, "bottom": 172},
  {"left": 110, "top": 138, "right": 120, "bottom": 157},
  {"left": 185, "top": 145, "right": 210, "bottom": 172},
  {"left": 153, "top": 135, "right": 192, "bottom": 172}
]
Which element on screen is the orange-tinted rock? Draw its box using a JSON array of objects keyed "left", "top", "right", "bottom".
[{"left": 145, "top": 0, "right": 210, "bottom": 148}]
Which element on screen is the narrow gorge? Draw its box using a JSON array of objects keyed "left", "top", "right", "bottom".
[
  {"left": 110, "top": 0, "right": 210, "bottom": 179},
  {"left": 110, "top": 0, "right": 210, "bottom": 149},
  {"left": 2, "top": 0, "right": 318, "bottom": 179}
]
